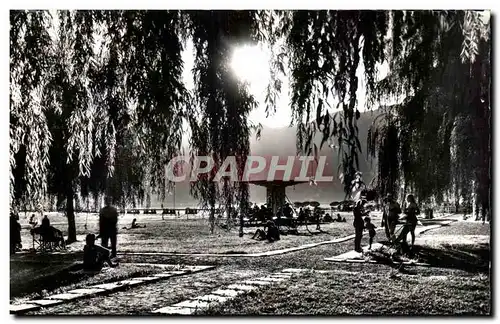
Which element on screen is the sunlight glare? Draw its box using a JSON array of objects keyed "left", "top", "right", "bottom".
[{"left": 230, "top": 44, "right": 270, "bottom": 91}]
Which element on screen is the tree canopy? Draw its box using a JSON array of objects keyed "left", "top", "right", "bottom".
[{"left": 10, "top": 10, "right": 491, "bottom": 228}]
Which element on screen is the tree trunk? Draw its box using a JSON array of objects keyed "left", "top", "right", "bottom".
[
  {"left": 239, "top": 210, "right": 244, "bottom": 237},
  {"left": 454, "top": 184, "right": 460, "bottom": 214},
  {"left": 66, "top": 186, "right": 77, "bottom": 243},
  {"left": 209, "top": 205, "right": 215, "bottom": 234}
]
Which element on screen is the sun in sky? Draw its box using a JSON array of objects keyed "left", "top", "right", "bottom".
[
  {"left": 230, "top": 44, "right": 270, "bottom": 92},
  {"left": 230, "top": 44, "right": 292, "bottom": 128}
]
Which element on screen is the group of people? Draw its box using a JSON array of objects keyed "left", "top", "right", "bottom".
[
  {"left": 249, "top": 203, "right": 298, "bottom": 223},
  {"left": 249, "top": 204, "right": 274, "bottom": 223},
  {"left": 78, "top": 197, "right": 121, "bottom": 272},
  {"left": 10, "top": 196, "right": 121, "bottom": 272},
  {"left": 10, "top": 212, "right": 66, "bottom": 254},
  {"left": 352, "top": 193, "right": 420, "bottom": 253}
]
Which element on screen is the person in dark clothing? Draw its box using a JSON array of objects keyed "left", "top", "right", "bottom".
[
  {"left": 99, "top": 197, "right": 119, "bottom": 257},
  {"left": 266, "top": 220, "right": 280, "bottom": 242},
  {"left": 10, "top": 212, "right": 22, "bottom": 254},
  {"left": 283, "top": 203, "right": 293, "bottom": 219},
  {"left": 252, "top": 220, "right": 280, "bottom": 242},
  {"left": 257, "top": 206, "right": 267, "bottom": 223},
  {"left": 364, "top": 216, "right": 377, "bottom": 250},
  {"left": 382, "top": 194, "right": 401, "bottom": 241},
  {"left": 41, "top": 215, "right": 50, "bottom": 229},
  {"left": 400, "top": 194, "right": 420, "bottom": 248},
  {"left": 83, "top": 234, "right": 118, "bottom": 271},
  {"left": 130, "top": 218, "right": 146, "bottom": 229},
  {"left": 353, "top": 200, "right": 369, "bottom": 252},
  {"left": 29, "top": 214, "right": 38, "bottom": 227},
  {"left": 334, "top": 213, "right": 347, "bottom": 222},
  {"left": 298, "top": 208, "right": 306, "bottom": 225},
  {"left": 314, "top": 207, "right": 322, "bottom": 230}
]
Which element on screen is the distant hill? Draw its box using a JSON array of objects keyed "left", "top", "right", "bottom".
[{"left": 152, "top": 110, "right": 381, "bottom": 208}]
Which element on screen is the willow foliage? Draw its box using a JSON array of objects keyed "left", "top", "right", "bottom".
[{"left": 10, "top": 10, "right": 491, "bottom": 222}]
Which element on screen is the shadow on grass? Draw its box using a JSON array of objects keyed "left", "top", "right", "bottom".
[
  {"left": 413, "top": 243, "right": 490, "bottom": 273},
  {"left": 283, "top": 231, "right": 327, "bottom": 237},
  {"left": 10, "top": 260, "right": 94, "bottom": 298},
  {"left": 366, "top": 240, "right": 489, "bottom": 274}
]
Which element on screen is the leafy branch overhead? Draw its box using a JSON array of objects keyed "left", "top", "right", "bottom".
[{"left": 10, "top": 10, "right": 491, "bottom": 219}]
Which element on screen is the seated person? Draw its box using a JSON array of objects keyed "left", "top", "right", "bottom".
[
  {"left": 41, "top": 215, "right": 50, "bottom": 227},
  {"left": 122, "top": 218, "right": 146, "bottom": 230},
  {"left": 29, "top": 214, "right": 38, "bottom": 227},
  {"left": 40, "top": 215, "right": 51, "bottom": 235},
  {"left": 131, "top": 218, "right": 146, "bottom": 228},
  {"left": 31, "top": 223, "right": 65, "bottom": 248},
  {"left": 266, "top": 220, "right": 280, "bottom": 242},
  {"left": 83, "top": 234, "right": 118, "bottom": 271},
  {"left": 252, "top": 204, "right": 259, "bottom": 216},
  {"left": 252, "top": 220, "right": 281, "bottom": 242},
  {"left": 335, "top": 213, "right": 347, "bottom": 222}
]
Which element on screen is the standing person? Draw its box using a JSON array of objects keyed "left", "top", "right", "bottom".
[
  {"left": 298, "top": 208, "right": 305, "bottom": 225},
  {"left": 10, "top": 212, "right": 22, "bottom": 254},
  {"left": 382, "top": 194, "right": 401, "bottom": 241},
  {"left": 403, "top": 194, "right": 420, "bottom": 249},
  {"left": 314, "top": 206, "right": 322, "bottom": 230},
  {"left": 284, "top": 203, "right": 293, "bottom": 219},
  {"left": 353, "top": 200, "right": 368, "bottom": 252},
  {"left": 364, "top": 216, "right": 377, "bottom": 250},
  {"left": 99, "top": 197, "right": 118, "bottom": 258}
]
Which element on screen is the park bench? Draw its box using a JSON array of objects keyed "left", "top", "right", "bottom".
[
  {"left": 162, "top": 209, "right": 176, "bottom": 215},
  {"left": 185, "top": 208, "right": 198, "bottom": 215}
]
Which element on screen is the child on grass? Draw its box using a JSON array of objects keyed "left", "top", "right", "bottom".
[{"left": 364, "top": 216, "right": 377, "bottom": 250}]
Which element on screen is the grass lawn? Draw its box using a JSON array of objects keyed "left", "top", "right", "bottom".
[
  {"left": 13, "top": 214, "right": 490, "bottom": 316},
  {"left": 204, "top": 268, "right": 490, "bottom": 315},
  {"left": 203, "top": 220, "right": 491, "bottom": 316},
  {"left": 115, "top": 220, "right": 356, "bottom": 254},
  {"left": 19, "top": 211, "right": 367, "bottom": 254}
]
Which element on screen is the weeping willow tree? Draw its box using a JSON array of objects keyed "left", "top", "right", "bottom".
[
  {"left": 366, "top": 11, "right": 490, "bottom": 217},
  {"left": 10, "top": 10, "right": 190, "bottom": 241},
  {"left": 266, "top": 10, "right": 490, "bottom": 210},
  {"left": 275, "top": 11, "right": 389, "bottom": 196},
  {"left": 187, "top": 11, "right": 258, "bottom": 234},
  {"left": 10, "top": 11, "right": 53, "bottom": 212}
]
